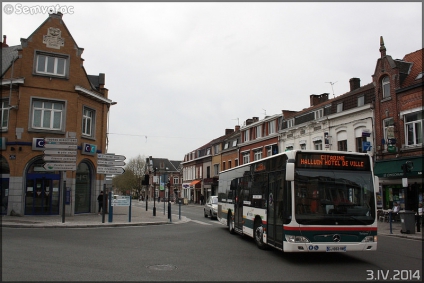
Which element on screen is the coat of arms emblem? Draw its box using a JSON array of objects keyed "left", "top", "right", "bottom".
[{"left": 43, "top": 27, "right": 65, "bottom": 49}]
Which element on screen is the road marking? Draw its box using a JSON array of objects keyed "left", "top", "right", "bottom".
[{"left": 190, "top": 220, "right": 213, "bottom": 225}]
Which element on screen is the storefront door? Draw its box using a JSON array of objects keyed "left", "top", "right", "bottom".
[{"left": 26, "top": 174, "right": 60, "bottom": 215}]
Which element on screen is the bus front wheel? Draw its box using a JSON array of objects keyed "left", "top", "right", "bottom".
[
  {"left": 228, "top": 212, "right": 235, "bottom": 234},
  {"left": 254, "top": 219, "right": 267, "bottom": 250}
]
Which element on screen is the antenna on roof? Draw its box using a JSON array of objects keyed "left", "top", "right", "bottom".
[
  {"left": 326, "top": 81, "right": 337, "bottom": 98},
  {"left": 232, "top": 118, "right": 239, "bottom": 125}
]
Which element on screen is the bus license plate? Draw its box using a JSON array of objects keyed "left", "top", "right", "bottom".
[{"left": 326, "top": 246, "right": 346, "bottom": 252}]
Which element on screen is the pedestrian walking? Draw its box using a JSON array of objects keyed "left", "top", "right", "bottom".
[{"left": 97, "top": 191, "right": 104, "bottom": 215}]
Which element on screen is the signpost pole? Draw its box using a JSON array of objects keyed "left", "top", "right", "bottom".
[
  {"left": 102, "top": 183, "right": 106, "bottom": 223},
  {"left": 62, "top": 171, "right": 66, "bottom": 223},
  {"left": 129, "top": 197, "right": 131, "bottom": 222},
  {"left": 108, "top": 191, "right": 113, "bottom": 223}
]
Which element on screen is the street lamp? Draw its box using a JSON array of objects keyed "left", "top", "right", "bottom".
[{"left": 153, "top": 167, "right": 157, "bottom": 216}]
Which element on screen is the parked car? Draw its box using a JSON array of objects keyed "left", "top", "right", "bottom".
[{"left": 204, "top": 196, "right": 218, "bottom": 219}]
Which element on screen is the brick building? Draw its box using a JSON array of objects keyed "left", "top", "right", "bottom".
[
  {"left": 1, "top": 13, "right": 116, "bottom": 216},
  {"left": 372, "top": 37, "right": 423, "bottom": 210}
]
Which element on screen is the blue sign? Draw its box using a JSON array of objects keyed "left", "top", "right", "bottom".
[
  {"left": 362, "top": 141, "right": 372, "bottom": 151},
  {"left": 32, "top": 138, "right": 45, "bottom": 150},
  {"left": 82, "top": 143, "right": 97, "bottom": 155}
]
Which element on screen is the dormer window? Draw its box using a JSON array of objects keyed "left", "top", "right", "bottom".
[
  {"left": 35, "top": 51, "right": 69, "bottom": 78},
  {"left": 256, "top": 125, "right": 262, "bottom": 138},
  {"left": 314, "top": 109, "right": 323, "bottom": 119},
  {"left": 357, "top": 96, "right": 365, "bottom": 107},
  {"left": 382, "top": 76, "right": 390, "bottom": 98},
  {"left": 268, "top": 120, "right": 275, "bottom": 134},
  {"left": 287, "top": 119, "right": 294, "bottom": 128},
  {"left": 337, "top": 103, "right": 343, "bottom": 113}
]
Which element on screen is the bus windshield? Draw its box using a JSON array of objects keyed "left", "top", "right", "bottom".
[{"left": 294, "top": 169, "right": 375, "bottom": 225}]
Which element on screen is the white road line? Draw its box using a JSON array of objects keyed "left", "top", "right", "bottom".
[{"left": 189, "top": 219, "right": 213, "bottom": 225}]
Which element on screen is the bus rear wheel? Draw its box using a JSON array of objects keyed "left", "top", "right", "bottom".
[
  {"left": 254, "top": 219, "right": 266, "bottom": 250},
  {"left": 228, "top": 212, "right": 235, "bottom": 234}
]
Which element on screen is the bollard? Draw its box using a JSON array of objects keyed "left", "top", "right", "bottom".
[
  {"left": 168, "top": 201, "right": 172, "bottom": 223},
  {"left": 179, "top": 201, "right": 181, "bottom": 220},
  {"left": 389, "top": 212, "right": 392, "bottom": 234}
]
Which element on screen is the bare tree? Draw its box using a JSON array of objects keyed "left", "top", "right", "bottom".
[{"left": 113, "top": 154, "right": 146, "bottom": 197}]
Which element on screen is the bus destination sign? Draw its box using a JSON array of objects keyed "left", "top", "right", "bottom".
[{"left": 296, "top": 153, "right": 370, "bottom": 171}]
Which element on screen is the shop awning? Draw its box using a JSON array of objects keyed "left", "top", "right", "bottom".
[
  {"left": 189, "top": 180, "right": 201, "bottom": 186},
  {"left": 374, "top": 157, "right": 422, "bottom": 178}
]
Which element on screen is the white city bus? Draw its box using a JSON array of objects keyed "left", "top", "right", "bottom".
[{"left": 217, "top": 150, "right": 379, "bottom": 252}]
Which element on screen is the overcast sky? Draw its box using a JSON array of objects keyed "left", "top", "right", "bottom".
[{"left": 2, "top": 2, "right": 422, "bottom": 162}]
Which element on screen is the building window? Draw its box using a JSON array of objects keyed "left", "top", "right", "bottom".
[
  {"left": 383, "top": 118, "right": 395, "bottom": 142},
  {"left": 243, "top": 129, "right": 249, "bottom": 142},
  {"left": 242, "top": 152, "right": 250, "bottom": 164},
  {"left": 357, "top": 96, "right": 365, "bottom": 107},
  {"left": 1, "top": 100, "right": 9, "bottom": 130},
  {"left": 356, "top": 136, "right": 366, "bottom": 153},
  {"left": 82, "top": 107, "right": 95, "bottom": 137},
  {"left": 405, "top": 111, "right": 423, "bottom": 146},
  {"left": 232, "top": 139, "right": 237, "bottom": 147},
  {"left": 31, "top": 99, "right": 64, "bottom": 131},
  {"left": 214, "top": 145, "right": 219, "bottom": 155},
  {"left": 338, "top": 140, "right": 347, "bottom": 151},
  {"left": 224, "top": 142, "right": 229, "bottom": 150},
  {"left": 314, "top": 109, "right": 323, "bottom": 119},
  {"left": 228, "top": 161, "right": 232, "bottom": 169},
  {"left": 222, "top": 162, "right": 226, "bottom": 171},
  {"left": 235, "top": 159, "right": 239, "bottom": 167},
  {"left": 268, "top": 121, "right": 275, "bottom": 134},
  {"left": 173, "top": 177, "right": 179, "bottom": 184},
  {"left": 382, "top": 76, "right": 390, "bottom": 98},
  {"left": 300, "top": 143, "right": 306, "bottom": 150},
  {"left": 206, "top": 148, "right": 210, "bottom": 155},
  {"left": 287, "top": 119, "right": 294, "bottom": 128},
  {"left": 35, "top": 52, "right": 69, "bottom": 77},
  {"left": 256, "top": 125, "right": 262, "bottom": 138},
  {"left": 337, "top": 103, "right": 343, "bottom": 113},
  {"left": 314, "top": 141, "right": 323, "bottom": 150},
  {"left": 285, "top": 146, "right": 293, "bottom": 151},
  {"left": 254, "top": 149, "right": 262, "bottom": 161},
  {"left": 213, "top": 164, "right": 219, "bottom": 175},
  {"left": 266, "top": 146, "right": 271, "bottom": 157}
]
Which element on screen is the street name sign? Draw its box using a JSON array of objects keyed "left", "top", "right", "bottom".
[
  {"left": 43, "top": 163, "right": 77, "bottom": 171},
  {"left": 45, "top": 138, "right": 78, "bottom": 143},
  {"left": 97, "top": 154, "right": 126, "bottom": 161},
  {"left": 97, "top": 160, "right": 126, "bottom": 166},
  {"left": 97, "top": 166, "right": 125, "bottom": 175},
  {"left": 44, "top": 150, "right": 77, "bottom": 155},
  {"left": 44, "top": 144, "right": 78, "bottom": 149},
  {"left": 43, "top": 156, "right": 77, "bottom": 162}
]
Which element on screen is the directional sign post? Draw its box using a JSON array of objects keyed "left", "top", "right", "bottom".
[
  {"left": 97, "top": 166, "right": 125, "bottom": 175},
  {"left": 97, "top": 153, "right": 126, "bottom": 175}
]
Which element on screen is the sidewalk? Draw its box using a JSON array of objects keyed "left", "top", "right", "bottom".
[
  {"left": 1, "top": 201, "right": 188, "bottom": 228},
  {"left": 377, "top": 218, "right": 423, "bottom": 241}
]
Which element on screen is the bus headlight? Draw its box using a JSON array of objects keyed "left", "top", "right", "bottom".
[
  {"left": 285, "top": 235, "right": 310, "bottom": 243},
  {"left": 361, "top": 236, "right": 376, "bottom": 242}
]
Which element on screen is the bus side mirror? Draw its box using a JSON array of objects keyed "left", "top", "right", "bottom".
[
  {"left": 286, "top": 163, "right": 295, "bottom": 181},
  {"left": 374, "top": 176, "right": 380, "bottom": 193}
]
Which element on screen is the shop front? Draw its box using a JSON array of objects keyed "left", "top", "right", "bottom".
[{"left": 374, "top": 157, "right": 423, "bottom": 210}]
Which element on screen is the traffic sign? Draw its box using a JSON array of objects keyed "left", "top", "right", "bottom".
[
  {"left": 43, "top": 156, "right": 77, "bottom": 162},
  {"left": 43, "top": 163, "right": 77, "bottom": 171},
  {"left": 45, "top": 138, "right": 78, "bottom": 143},
  {"left": 97, "top": 154, "right": 126, "bottom": 161},
  {"left": 44, "top": 144, "right": 78, "bottom": 149},
  {"left": 43, "top": 150, "right": 77, "bottom": 155},
  {"left": 111, "top": 196, "right": 131, "bottom": 206},
  {"left": 97, "top": 166, "right": 125, "bottom": 175},
  {"left": 97, "top": 160, "right": 126, "bottom": 166}
]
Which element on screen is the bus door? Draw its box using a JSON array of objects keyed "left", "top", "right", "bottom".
[
  {"left": 234, "top": 178, "right": 244, "bottom": 233},
  {"left": 267, "top": 171, "right": 284, "bottom": 249}
]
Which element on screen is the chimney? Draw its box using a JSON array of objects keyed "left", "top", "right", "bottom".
[
  {"left": 245, "top": 118, "right": 254, "bottom": 126},
  {"left": 253, "top": 117, "right": 259, "bottom": 122},
  {"left": 235, "top": 125, "right": 240, "bottom": 132},
  {"left": 379, "top": 36, "right": 386, "bottom": 57},
  {"left": 2, "top": 35, "right": 8, "bottom": 48},
  {"left": 310, "top": 93, "right": 329, "bottom": 106},
  {"left": 99, "top": 73, "right": 105, "bottom": 88},
  {"left": 225, "top": 129, "right": 234, "bottom": 135},
  {"left": 349, "top": 78, "right": 361, "bottom": 91}
]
